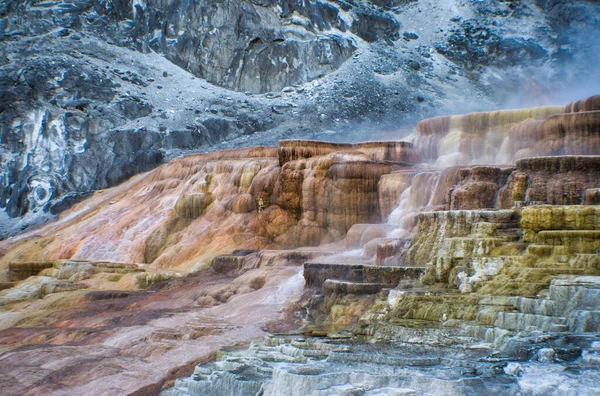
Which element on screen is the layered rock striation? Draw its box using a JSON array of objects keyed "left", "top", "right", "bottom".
[
  {"left": 169, "top": 96, "right": 600, "bottom": 394},
  {"left": 0, "top": 95, "right": 600, "bottom": 394},
  {"left": 0, "top": 140, "right": 420, "bottom": 277}
]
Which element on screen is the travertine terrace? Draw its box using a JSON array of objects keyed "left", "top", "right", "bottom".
[{"left": 1, "top": 95, "right": 600, "bottom": 395}]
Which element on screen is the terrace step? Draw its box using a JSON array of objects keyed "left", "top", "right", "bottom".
[
  {"left": 536, "top": 230, "right": 600, "bottom": 253},
  {"left": 525, "top": 244, "right": 554, "bottom": 257},
  {"left": 323, "top": 280, "right": 394, "bottom": 295},
  {"left": 512, "top": 296, "right": 556, "bottom": 316},
  {"left": 478, "top": 280, "right": 550, "bottom": 297},
  {"left": 8, "top": 261, "right": 55, "bottom": 281},
  {"left": 494, "top": 228, "right": 523, "bottom": 241},
  {"left": 386, "top": 289, "right": 480, "bottom": 322},
  {"left": 212, "top": 250, "right": 326, "bottom": 274},
  {"left": 304, "top": 262, "right": 426, "bottom": 288},
  {"left": 568, "top": 310, "right": 600, "bottom": 332},
  {"left": 571, "top": 254, "right": 600, "bottom": 270},
  {"left": 87, "top": 261, "right": 145, "bottom": 272},
  {"left": 502, "top": 267, "right": 588, "bottom": 281},
  {"left": 494, "top": 311, "right": 567, "bottom": 332},
  {"left": 461, "top": 324, "right": 513, "bottom": 345}
]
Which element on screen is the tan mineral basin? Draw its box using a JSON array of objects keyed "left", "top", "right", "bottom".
[
  {"left": 0, "top": 147, "right": 283, "bottom": 272},
  {"left": 0, "top": 263, "right": 305, "bottom": 395}
]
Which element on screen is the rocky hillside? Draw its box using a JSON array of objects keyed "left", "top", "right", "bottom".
[{"left": 2, "top": 0, "right": 600, "bottom": 238}]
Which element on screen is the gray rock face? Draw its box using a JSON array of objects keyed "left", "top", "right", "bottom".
[
  {"left": 0, "top": 35, "right": 278, "bottom": 237},
  {"left": 1, "top": 0, "right": 600, "bottom": 238},
  {"left": 118, "top": 0, "right": 358, "bottom": 93},
  {"left": 163, "top": 332, "right": 600, "bottom": 396}
]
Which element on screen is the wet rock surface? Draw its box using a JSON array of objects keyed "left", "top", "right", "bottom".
[
  {"left": 0, "top": 252, "right": 309, "bottom": 395},
  {"left": 164, "top": 332, "right": 600, "bottom": 396}
]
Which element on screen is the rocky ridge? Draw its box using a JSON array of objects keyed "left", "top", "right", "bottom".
[{"left": 2, "top": 0, "right": 600, "bottom": 238}]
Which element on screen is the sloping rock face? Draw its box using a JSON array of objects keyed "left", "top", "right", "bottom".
[
  {"left": 12, "top": 0, "right": 594, "bottom": 95},
  {"left": 124, "top": 0, "right": 358, "bottom": 93},
  {"left": 1, "top": 95, "right": 600, "bottom": 395},
  {"left": 0, "top": 141, "right": 419, "bottom": 275},
  {"left": 2, "top": 0, "right": 600, "bottom": 238}
]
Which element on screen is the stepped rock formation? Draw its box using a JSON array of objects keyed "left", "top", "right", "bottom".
[
  {"left": 0, "top": 140, "right": 420, "bottom": 275},
  {"left": 414, "top": 96, "right": 600, "bottom": 166},
  {"left": 0, "top": 95, "right": 600, "bottom": 394},
  {"left": 414, "top": 106, "right": 565, "bottom": 163}
]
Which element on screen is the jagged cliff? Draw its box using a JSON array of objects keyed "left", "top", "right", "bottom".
[
  {"left": 0, "top": 94, "right": 599, "bottom": 394},
  {"left": 2, "top": 0, "right": 600, "bottom": 238}
]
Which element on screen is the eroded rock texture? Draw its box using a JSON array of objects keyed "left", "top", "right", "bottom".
[
  {"left": 415, "top": 96, "right": 600, "bottom": 165},
  {"left": 278, "top": 140, "right": 420, "bottom": 166},
  {"left": 2, "top": 0, "right": 600, "bottom": 238},
  {"left": 0, "top": 140, "right": 418, "bottom": 274},
  {"left": 131, "top": 0, "right": 357, "bottom": 93},
  {"left": 1, "top": 94, "right": 600, "bottom": 395},
  {"left": 414, "top": 106, "right": 565, "bottom": 163}
]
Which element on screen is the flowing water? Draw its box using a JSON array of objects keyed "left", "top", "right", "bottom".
[{"left": 387, "top": 172, "right": 441, "bottom": 238}]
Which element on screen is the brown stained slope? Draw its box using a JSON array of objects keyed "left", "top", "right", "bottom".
[
  {"left": 427, "top": 155, "right": 600, "bottom": 212},
  {"left": 0, "top": 262, "right": 304, "bottom": 396},
  {"left": 514, "top": 156, "right": 600, "bottom": 205},
  {"left": 1, "top": 144, "right": 412, "bottom": 275},
  {"left": 507, "top": 111, "right": 600, "bottom": 159},
  {"left": 413, "top": 96, "right": 600, "bottom": 165},
  {"left": 0, "top": 148, "right": 282, "bottom": 275},
  {"left": 564, "top": 94, "right": 600, "bottom": 113}
]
